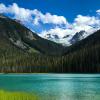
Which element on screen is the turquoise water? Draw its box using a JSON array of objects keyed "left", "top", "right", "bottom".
[{"left": 0, "top": 74, "right": 100, "bottom": 100}]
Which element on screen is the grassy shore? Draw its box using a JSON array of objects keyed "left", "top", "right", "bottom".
[{"left": 0, "top": 90, "right": 39, "bottom": 100}]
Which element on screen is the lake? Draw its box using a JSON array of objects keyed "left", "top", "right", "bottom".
[{"left": 0, "top": 74, "right": 100, "bottom": 100}]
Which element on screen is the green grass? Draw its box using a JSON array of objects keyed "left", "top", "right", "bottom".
[{"left": 0, "top": 90, "right": 39, "bottom": 100}]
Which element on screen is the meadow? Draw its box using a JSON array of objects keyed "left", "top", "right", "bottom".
[{"left": 0, "top": 90, "right": 39, "bottom": 100}]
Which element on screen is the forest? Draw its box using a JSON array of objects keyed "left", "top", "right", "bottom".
[{"left": 0, "top": 30, "right": 100, "bottom": 73}]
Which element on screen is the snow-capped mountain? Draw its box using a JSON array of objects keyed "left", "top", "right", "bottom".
[
  {"left": 43, "top": 30, "right": 93, "bottom": 46},
  {"left": 9, "top": 15, "right": 98, "bottom": 47},
  {"left": 70, "top": 30, "right": 88, "bottom": 44},
  {"left": 44, "top": 34, "right": 60, "bottom": 39}
]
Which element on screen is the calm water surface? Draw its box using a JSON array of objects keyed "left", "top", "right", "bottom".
[{"left": 0, "top": 74, "right": 100, "bottom": 100}]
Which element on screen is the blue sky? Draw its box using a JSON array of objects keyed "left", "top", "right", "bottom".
[{"left": 0, "top": 0, "right": 100, "bottom": 38}]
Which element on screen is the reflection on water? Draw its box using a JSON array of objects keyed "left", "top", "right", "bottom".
[{"left": 0, "top": 74, "right": 100, "bottom": 100}]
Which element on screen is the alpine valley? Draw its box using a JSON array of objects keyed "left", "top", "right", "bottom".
[{"left": 0, "top": 14, "right": 100, "bottom": 73}]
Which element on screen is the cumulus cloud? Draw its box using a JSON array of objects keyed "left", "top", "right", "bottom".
[
  {"left": 0, "top": 3, "right": 33, "bottom": 21},
  {"left": 96, "top": 9, "right": 100, "bottom": 15},
  {"left": 74, "top": 15, "right": 99, "bottom": 26},
  {"left": 0, "top": 3, "right": 7, "bottom": 13},
  {"left": 33, "top": 9, "right": 67, "bottom": 25},
  {"left": 72, "top": 15, "right": 100, "bottom": 32},
  {"left": 0, "top": 3, "right": 68, "bottom": 25}
]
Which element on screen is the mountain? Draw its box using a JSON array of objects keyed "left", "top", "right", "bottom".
[
  {"left": 61, "top": 30, "right": 100, "bottom": 73},
  {"left": 0, "top": 14, "right": 100, "bottom": 73},
  {"left": 44, "top": 33, "right": 72, "bottom": 46},
  {"left": 0, "top": 14, "right": 64, "bottom": 56},
  {"left": 64, "top": 29, "right": 100, "bottom": 54},
  {"left": 44, "top": 33, "right": 60, "bottom": 39},
  {"left": 70, "top": 30, "right": 87, "bottom": 44},
  {"left": 43, "top": 30, "right": 93, "bottom": 46}
]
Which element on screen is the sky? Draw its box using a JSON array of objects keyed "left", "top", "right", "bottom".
[{"left": 0, "top": 0, "right": 100, "bottom": 38}]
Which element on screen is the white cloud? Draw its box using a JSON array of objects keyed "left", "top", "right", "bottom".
[
  {"left": 74, "top": 15, "right": 99, "bottom": 26},
  {"left": 96, "top": 9, "right": 100, "bottom": 15},
  {"left": 0, "top": 3, "right": 33, "bottom": 21},
  {"left": 32, "top": 9, "right": 67, "bottom": 25},
  {"left": 72, "top": 15, "right": 100, "bottom": 32},
  {"left": 0, "top": 3, "right": 68, "bottom": 25},
  {"left": 0, "top": 3, "right": 7, "bottom": 13},
  {"left": 9, "top": 3, "right": 33, "bottom": 21}
]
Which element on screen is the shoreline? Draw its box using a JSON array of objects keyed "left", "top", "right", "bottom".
[{"left": 0, "top": 73, "right": 100, "bottom": 74}]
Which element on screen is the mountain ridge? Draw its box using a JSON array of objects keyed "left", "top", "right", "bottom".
[
  {"left": 43, "top": 30, "right": 96, "bottom": 46},
  {"left": 0, "top": 14, "right": 64, "bottom": 55}
]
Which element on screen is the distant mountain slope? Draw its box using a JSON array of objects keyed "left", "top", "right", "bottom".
[{"left": 0, "top": 14, "right": 63, "bottom": 55}]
